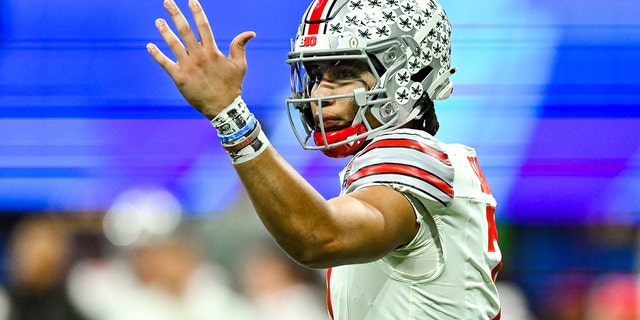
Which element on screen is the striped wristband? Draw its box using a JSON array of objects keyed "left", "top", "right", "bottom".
[{"left": 211, "top": 96, "right": 270, "bottom": 164}]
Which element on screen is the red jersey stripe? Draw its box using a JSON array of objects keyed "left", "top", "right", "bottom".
[
  {"left": 347, "top": 163, "right": 454, "bottom": 198},
  {"left": 326, "top": 268, "right": 334, "bottom": 319},
  {"left": 362, "top": 138, "right": 452, "bottom": 166}
]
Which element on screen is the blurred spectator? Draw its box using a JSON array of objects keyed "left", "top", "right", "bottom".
[
  {"left": 69, "top": 235, "right": 257, "bottom": 320},
  {"left": 239, "top": 239, "right": 329, "bottom": 320},
  {"left": 584, "top": 273, "right": 638, "bottom": 320},
  {"left": 68, "top": 187, "right": 257, "bottom": 320},
  {"left": 5, "top": 215, "right": 85, "bottom": 320}
]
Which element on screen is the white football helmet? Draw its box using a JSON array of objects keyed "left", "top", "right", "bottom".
[{"left": 286, "top": 0, "right": 455, "bottom": 157}]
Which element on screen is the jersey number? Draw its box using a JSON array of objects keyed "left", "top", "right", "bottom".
[
  {"left": 469, "top": 156, "right": 501, "bottom": 318},
  {"left": 486, "top": 205, "right": 498, "bottom": 253},
  {"left": 467, "top": 156, "right": 498, "bottom": 253}
]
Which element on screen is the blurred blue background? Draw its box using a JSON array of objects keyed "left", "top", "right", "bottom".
[
  {"left": 1, "top": 0, "right": 638, "bottom": 222},
  {"left": 0, "top": 0, "right": 639, "bottom": 318}
]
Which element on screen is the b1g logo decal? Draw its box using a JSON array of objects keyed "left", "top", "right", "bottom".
[{"left": 299, "top": 36, "right": 318, "bottom": 47}]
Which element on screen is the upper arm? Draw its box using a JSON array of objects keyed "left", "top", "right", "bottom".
[{"left": 320, "top": 185, "right": 419, "bottom": 267}]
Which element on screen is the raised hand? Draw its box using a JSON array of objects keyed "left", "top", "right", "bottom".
[{"left": 147, "top": 0, "right": 255, "bottom": 120}]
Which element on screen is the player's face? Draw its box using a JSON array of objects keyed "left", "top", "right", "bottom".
[{"left": 308, "top": 60, "right": 379, "bottom": 131}]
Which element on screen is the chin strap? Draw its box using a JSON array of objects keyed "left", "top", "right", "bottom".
[{"left": 313, "top": 123, "right": 368, "bottom": 158}]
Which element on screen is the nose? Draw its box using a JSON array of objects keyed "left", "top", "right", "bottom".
[
  {"left": 310, "top": 81, "right": 337, "bottom": 108},
  {"left": 311, "top": 80, "right": 338, "bottom": 98}
]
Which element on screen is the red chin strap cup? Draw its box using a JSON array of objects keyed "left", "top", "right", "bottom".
[{"left": 313, "top": 124, "right": 367, "bottom": 158}]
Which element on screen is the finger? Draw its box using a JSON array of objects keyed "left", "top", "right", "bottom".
[
  {"left": 164, "top": 0, "right": 200, "bottom": 51},
  {"left": 229, "top": 31, "right": 256, "bottom": 65},
  {"left": 147, "top": 42, "right": 177, "bottom": 74},
  {"left": 188, "top": 0, "right": 216, "bottom": 50},
  {"left": 154, "top": 18, "right": 189, "bottom": 61}
]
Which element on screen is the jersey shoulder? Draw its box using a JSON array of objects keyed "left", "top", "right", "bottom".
[{"left": 342, "top": 129, "right": 455, "bottom": 207}]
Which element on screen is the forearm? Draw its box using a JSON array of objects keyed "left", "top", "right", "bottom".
[{"left": 233, "top": 145, "right": 337, "bottom": 265}]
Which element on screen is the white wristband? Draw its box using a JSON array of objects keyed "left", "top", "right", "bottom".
[
  {"left": 227, "top": 129, "right": 270, "bottom": 164},
  {"left": 211, "top": 96, "right": 252, "bottom": 136},
  {"left": 210, "top": 95, "right": 270, "bottom": 164}
]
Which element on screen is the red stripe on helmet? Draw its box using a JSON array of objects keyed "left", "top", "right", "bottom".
[{"left": 307, "top": 0, "right": 331, "bottom": 35}]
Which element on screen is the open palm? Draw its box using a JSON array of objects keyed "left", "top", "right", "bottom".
[{"left": 147, "top": 0, "right": 255, "bottom": 120}]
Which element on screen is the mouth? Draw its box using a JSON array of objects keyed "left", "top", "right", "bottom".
[
  {"left": 315, "top": 120, "right": 352, "bottom": 132},
  {"left": 319, "top": 119, "right": 345, "bottom": 131},
  {"left": 313, "top": 109, "right": 353, "bottom": 131}
]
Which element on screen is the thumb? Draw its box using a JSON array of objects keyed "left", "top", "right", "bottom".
[{"left": 229, "top": 31, "right": 256, "bottom": 64}]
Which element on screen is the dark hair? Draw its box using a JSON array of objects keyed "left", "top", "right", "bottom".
[{"left": 412, "top": 94, "right": 439, "bottom": 136}]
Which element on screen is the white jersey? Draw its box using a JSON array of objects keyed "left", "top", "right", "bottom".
[{"left": 328, "top": 129, "right": 502, "bottom": 320}]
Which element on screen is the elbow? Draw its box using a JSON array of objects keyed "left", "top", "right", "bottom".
[
  {"left": 292, "top": 251, "right": 335, "bottom": 269},
  {"left": 295, "top": 252, "right": 333, "bottom": 269},
  {"left": 284, "top": 236, "right": 340, "bottom": 269}
]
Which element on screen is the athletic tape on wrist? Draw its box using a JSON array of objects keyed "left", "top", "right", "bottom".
[
  {"left": 210, "top": 95, "right": 270, "bottom": 164},
  {"left": 223, "top": 122, "right": 262, "bottom": 151},
  {"left": 211, "top": 96, "right": 252, "bottom": 136},
  {"left": 226, "top": 129, "right": 270, "bottom": 164},
  {"left": 218, "top": 115, "right": 258, "bottom": 143}
]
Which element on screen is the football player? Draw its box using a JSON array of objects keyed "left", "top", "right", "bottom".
[{"left": 148, "top": 0, "right": 502, "bottom": 318}]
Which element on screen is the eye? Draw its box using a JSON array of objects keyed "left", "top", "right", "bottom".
[
  {"left": 338, "top": 69, "right": 358, "bottom": 80},
  {"left": 305, "top": 69, "right": 323, "bottom": 85},
  {"left": 307, "top": 74, "right": 322, "bottom": 91},
  {"left": 311, "top": 73, "right": 323, "bottom": 82}
]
